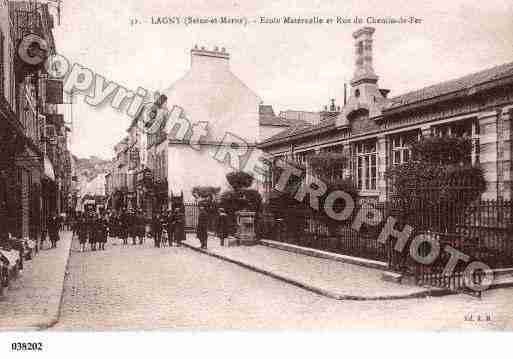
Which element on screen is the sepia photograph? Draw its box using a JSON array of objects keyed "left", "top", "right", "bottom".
[{"left": 0, "top": 0, "right": 512, "bottom": 356}]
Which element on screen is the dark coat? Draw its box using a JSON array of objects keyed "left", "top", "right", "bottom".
[
  {"left": 137, "top": 215, "right": 146, "bottom": 236},
  {"left": 152, "top": 216, "right": 162, "bottom": 234},
  {"left": 119, "top": 213, "right": 129, "bottom": 238},
  {"left": 97, "top": 219, "right": 108, "bottom": 243},
  {"left": 197, "top": 211, "right": 209, "bottom": 241},
  {"left": 78, "top": 219, "right": 88, "bottom": 243},
  {"left": 173, "top": 212, "right": 185, "bottom": 242},
  {"left": 217, "top": 213, "right": 230, "bottom": 239},
  {"left": 48, "top": 217, "right": 60, "bottom": 241}
]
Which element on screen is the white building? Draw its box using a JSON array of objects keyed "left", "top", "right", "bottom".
[{"left": 149, "top": 46, "right": 262, "bottom": 204}]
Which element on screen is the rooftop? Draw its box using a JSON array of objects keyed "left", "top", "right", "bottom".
[
  {"left": 386, "top": 61, "right": 513, "bottom": 110},
  {"left": 261, "top": 60, "right": 513, "bottom": 146},
  {"left": 259, "top": 105, "right": 311, "bottom": 127}
]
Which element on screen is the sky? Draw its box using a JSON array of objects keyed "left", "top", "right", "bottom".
[{"left": 51, "top": 0, "right": 513, "bottom": 159}]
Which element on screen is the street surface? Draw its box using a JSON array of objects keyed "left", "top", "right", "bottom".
[{"left": 53, "top": 237, "right": 513, "bottom": 330}]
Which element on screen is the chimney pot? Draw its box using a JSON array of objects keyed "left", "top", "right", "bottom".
[
  {"left": 221, "top": 47, "right": 226, "bottom": 52},
  {"left": 214, "top": 46, "right": 219, "bottom": 51},
  {"left": 201, "top": 46, "right": 205, "bottom": 50}
]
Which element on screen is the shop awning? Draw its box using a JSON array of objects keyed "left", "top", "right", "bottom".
[{"left": 43, "top": 156, "right": 55, "bottom": 181}]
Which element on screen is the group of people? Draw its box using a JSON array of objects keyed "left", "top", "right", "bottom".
[
  {"left": 150, "top": 208, "right": 186, "bottom": 248},
  {"left": 71, "top": 208, "right": 187, "bottom": 251},
  {"left": 73, "top": 212, "right": 109, "bottom": 252},
  {"left": 69, "top": 205, "right": 233, "bottom": 252}
]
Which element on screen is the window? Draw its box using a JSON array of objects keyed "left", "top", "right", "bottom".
[
  {"left": 390, "top": 131, "right": 419, "bottom": 166},
  {"left": 294, "top": 150, "right": 313, "bottom": 168},
  {"left": 433, "top": 118, "right": 479, "bottom": 164},
  {"left": 357, "top": 41, "right": 364, "bottom": 55},
  {"left": 320, "top": 144, "right": 345, "bottom": 181},
  {"left": 354, "top": 140, "right": 377, "bottom": 191}
]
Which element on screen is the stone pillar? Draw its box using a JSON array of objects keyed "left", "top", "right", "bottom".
[
  {"left": 377, "top": 135, "right": 387, "bottom": 201},
  {"left": 478, "top": 110, "right": 500, "bottom": 200},
  {"left": 499, "top": 106, "right": 513, "bottom": 200},
  {"left": 234, "top": 210, "right": 257, "bottom": 245}
]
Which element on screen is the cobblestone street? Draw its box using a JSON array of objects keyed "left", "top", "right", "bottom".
[{"left": 52, "top": 237, "right": 513, "bottom": 330}]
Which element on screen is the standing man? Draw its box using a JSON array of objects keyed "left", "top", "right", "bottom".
[
  {"left": 152, "top": 212, "right": 162, "bottom": 248},
  {"left": 217, "top": 208, "right": 230, "bottom": 247},
  {"left": 78, "top": 214, "right": 88, "bottom": 252},
  {"left": 166, "top": 209, "right": 175, "bottom": 247},
  {"left": 137, "top": 210, "right": 146, "bottom": 245},
  {"left": 173, "top": 208, "right": 185, "bottom": 247},
  {"left": 120, "top": 209, "right": 129, "bottom": 245},
  {"left": 89, "top": 214, "right": 97, "bottom": 251},
  {"left": 197, "top": 206, "right": 209, "bottom": 249},
  {"left": 48, "top": 214, "right": 60, "bottom": 249},
  {"left": 98, "top": 214, "right": 108, "bottom": 251}
]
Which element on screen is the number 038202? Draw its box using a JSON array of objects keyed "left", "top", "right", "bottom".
[{"left": 11, "top": 342, "right": 43, "bottom": 351}]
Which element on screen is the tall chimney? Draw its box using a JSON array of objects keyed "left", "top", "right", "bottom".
[{"left": 351, "top": 27, "right": 378, "bottom": 85}]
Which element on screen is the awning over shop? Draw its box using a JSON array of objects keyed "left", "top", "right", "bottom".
[{"left": 43, "top": 156, "right": 55, "bottom": 181}]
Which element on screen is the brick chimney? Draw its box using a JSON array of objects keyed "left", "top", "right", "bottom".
[
  {"left": 191, "top": 45, "right": 230, "bottom": 71},
  {"left": 351, "top": 27, "right": 378, "bottom": 85}
]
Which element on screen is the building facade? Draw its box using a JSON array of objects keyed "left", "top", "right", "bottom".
[
  {"left": 142, "top": 46, "right": 262, "bottom": 206},
  {"left": 259, "top": 27, "right": 513, "bottom": 202},
  {"left": 0, "top": 1, "right": 68, "bottom": 247}
]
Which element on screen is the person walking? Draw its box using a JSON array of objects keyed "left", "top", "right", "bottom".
[
  {"left": 137, "top": 210, "right": 146, "bottom": 245},
  {"left": 48, "top": 214, "right": 60, "bottom": 249},
  {"left": 197, "top": 206, "right": 209, "bottom": 249},
  {"left": 78, "top": 215, "right": 88, "bottom": 252},
  {"left": 152, "top": 212, "right": 162, "bottom": 248},
  {"left": 98, "top": 215, "right": 108, "bottom": 251},
  {"left": 89, "top": 214, "right": 97, "bottom": 251},
  {"left": 166, "top": 209, "right": 175, "bottom": 247},
  {"left": 120, "top": 209, "right": 129, "bottom": 245},
  {"left": 217, "top": 208, "right": 230, "bottom": 247}
]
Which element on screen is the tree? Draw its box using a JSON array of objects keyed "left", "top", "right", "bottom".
[{"left": 192, "top": 186, "right": 221, "bottom": 203}]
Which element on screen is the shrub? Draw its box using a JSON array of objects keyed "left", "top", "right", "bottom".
[
  {"left": 411, "top": 135, "right": 473, "bottom": 165},
  {"left": 385, "top": 136, "right": 486, "bottom": 233},
  {"left": 225, "top": 171, "right": 254, "bottom": 190}
]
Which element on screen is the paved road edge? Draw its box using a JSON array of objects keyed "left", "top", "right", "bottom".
[{"left": 181, "top": 242, "right": 462, "bottom": 301}]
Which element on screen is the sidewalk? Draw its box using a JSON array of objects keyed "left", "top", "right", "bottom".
[
  {"left": 0, "top": 231, "right": 72, "bottom": 330},
  {"left": 183, "top": 233, "right": 448, "bottom": 300}
]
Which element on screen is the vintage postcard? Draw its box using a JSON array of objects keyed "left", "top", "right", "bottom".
[{"left": 0, "top": 0, "right": 512, "bottom": 355}]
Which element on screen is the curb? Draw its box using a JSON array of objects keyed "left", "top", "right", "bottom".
[
  {"left": 260, "top": 239, "right": 389, "bottom": 270},
  {"left": 37, "top": 233, "right": 74, "bottom": 331},
  {"left": 181, "top": 242, "right": 454, "bottom": 301}
]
